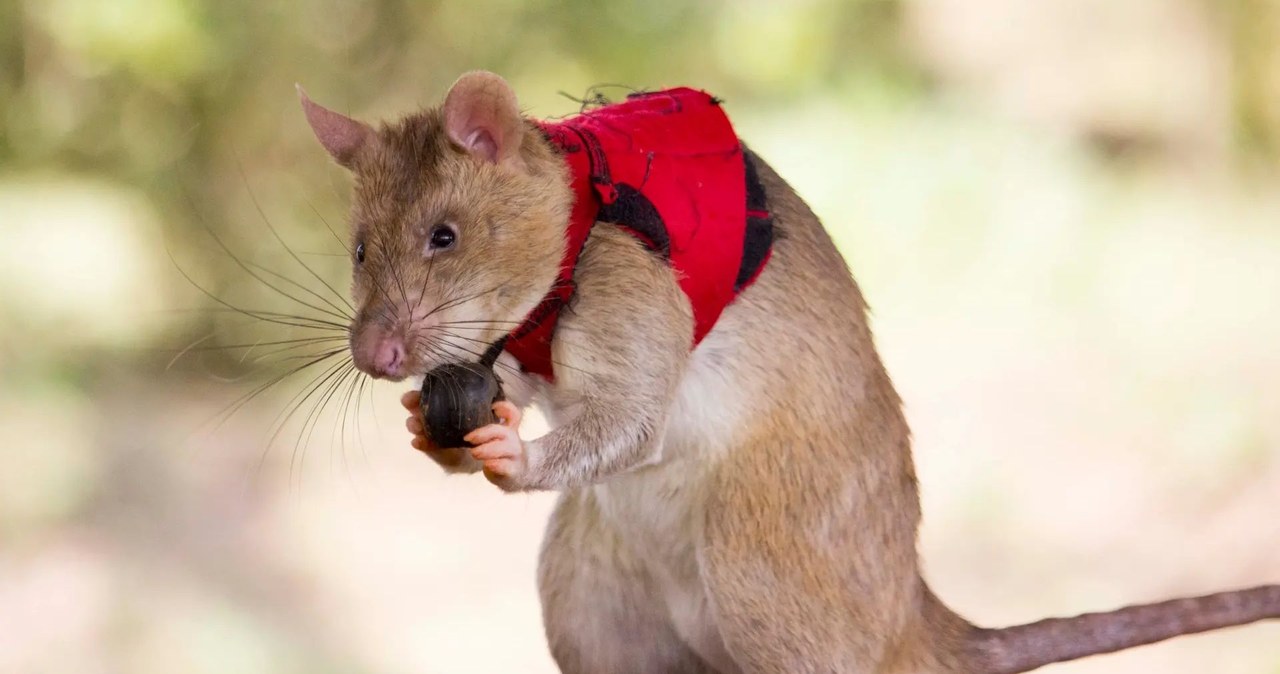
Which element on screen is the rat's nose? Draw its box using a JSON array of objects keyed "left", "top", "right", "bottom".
[
  {"left": 371, "top": 337, "right": 406, "bottom": 378},
  {"left": 353, "top": 331, "right": 408, "bottom": 380}
]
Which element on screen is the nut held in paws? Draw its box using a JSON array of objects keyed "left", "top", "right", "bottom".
[{"left": 419, "top": 361, "right": 504, "bottom": 448}]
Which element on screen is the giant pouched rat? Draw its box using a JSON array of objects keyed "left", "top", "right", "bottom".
[{"left": 299, "top": 71, "right": 1279, "bottom": 673}]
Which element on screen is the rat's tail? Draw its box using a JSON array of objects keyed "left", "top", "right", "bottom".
[{"left": 970, "top": 584, "right": 1280, "bottom": 673}]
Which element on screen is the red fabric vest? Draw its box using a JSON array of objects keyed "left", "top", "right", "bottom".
[{"left": 503, "top": 88, "right": 772, "bottom": 380}]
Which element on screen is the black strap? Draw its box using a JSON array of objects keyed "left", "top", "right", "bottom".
[{"left": 479, "top": 335, "right": 509, "bottom": 368}]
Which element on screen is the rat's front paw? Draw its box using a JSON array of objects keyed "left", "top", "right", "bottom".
[
  {"left": 401, "top": 389, "right": 481, "bottom": 474},
  {"left": 464, "top": 401, "right": 529, "bottom": 491}
]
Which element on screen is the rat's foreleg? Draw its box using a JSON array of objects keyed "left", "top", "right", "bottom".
[{"left": 469, "top": 227, "right": 694, "bottom": 492}]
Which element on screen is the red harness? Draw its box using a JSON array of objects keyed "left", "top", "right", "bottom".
[{"left": 503, "top": 88, "right": 773, "bottom": 380}]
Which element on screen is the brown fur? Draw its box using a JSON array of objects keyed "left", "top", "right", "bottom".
[
  {"left": 302, "top": 72, "right": 1280, "bottom": 673},
  {"left": 340, "top": 104, "right": 570, "bottom": 381}
]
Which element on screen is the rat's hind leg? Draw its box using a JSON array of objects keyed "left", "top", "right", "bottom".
[
  {"left": 539, "top": 489, "right": 714, "bottom": 674},
  {"left": 697, "top": 432, "right": 938, "bottom": 674}
]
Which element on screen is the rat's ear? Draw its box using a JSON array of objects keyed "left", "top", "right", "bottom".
[
  {"left": 298, "top": 85, "right": 373, "bottom": 169},
  {"left": 442, "top": 71, "right": 524, "bottom": 165}
]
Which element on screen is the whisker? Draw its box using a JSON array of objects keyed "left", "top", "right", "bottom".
[
  {"left": 166, "top": 244, "right": 349, "bottom": 332},
  {"left": 253, "top": 356, "right": 352, "bottom": 486},
  {"left": 173, "top": 307, "right": 350, "bottom": 329},
  {"left": 414, "top": 333, "right": 531, "bottom": 384},
  {"left": 292, "top": 360, "right": 357, "bottom": 491},
  {"left": 243, "top": 337, "right": 349, "bottom": 363},
  {"left": 242, "top": 258, "right": 352, "bottom": 321},
  {"left": 168, "top": 335, "right": 348, "bottom": 353},
  {"left": 167, "top": 333, "right": 215, "bottom": 370},
  {"left": 431, "top": 322, "right": 528, "bottom": 333},
  {"left": 422, "top": 279, "right": 509, "bottom": 318},
  {"left": 309, "top": 202, "right": 353, "bottom": 255},
  {"left": 409, "top": 251, "right": 439, "bottom": 330},
  {"left": 196, "top": 347, "right": 350, "bottom": 439},
  {"left": 258, "top": 357, "right": 351, "bottom": 455},
  {"left": 235, "top": 156, "right": 357, "bottom": 316},
  {"left": 431, "top": 328, "right": 597, "bottom": 378},
  {"left": 253, "top": 343, "right": 352, "bottom": 363},
  {"left": 362, "top": 368, "right": 383, "bottom": 445},
  {"left": 308, "top": 203, "right": 411, "bottom": 328},
  {"left": 386, "top": 248, "right": 416, "bottom": 324},
  {"left": 333, "top": 365, "right": 364, "bottom": 484},
  {"left": 183, "top": 200, "right": 352, "bottom": 324},
  {"left": 353, "top": 373, "right": 373, "bottom": 469}
]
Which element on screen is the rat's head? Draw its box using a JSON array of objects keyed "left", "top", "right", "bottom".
[{"left": 300, "top": 72, "right": 570, "bottom": 381}]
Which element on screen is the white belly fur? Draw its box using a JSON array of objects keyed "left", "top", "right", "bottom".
[{"left": 587, "top": 325, "right": 752, "bottom": 672}]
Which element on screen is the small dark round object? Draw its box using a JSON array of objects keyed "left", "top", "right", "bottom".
[
  {"left": 355, "top": 241, "right": 366, "bottom": 263},
  {"left": 419, "top": 361, "right": 504, "bottom": 448}
]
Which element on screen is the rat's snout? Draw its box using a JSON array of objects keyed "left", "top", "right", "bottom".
[
  {"left": 351, "top": 326, "right": 410, "bottom": 380},
  {"left": 372, "top": 337, "right": 406, "bottom": 378}
]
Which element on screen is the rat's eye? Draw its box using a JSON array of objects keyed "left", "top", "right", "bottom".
[
  {"left": 429, "top": 224, "right": 457, "bottom": 251},
  {"left": 355, "top": 242, "right": 366, "bottom": 264}
]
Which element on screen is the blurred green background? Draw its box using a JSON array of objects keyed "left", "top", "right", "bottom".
[{"left": 2, "top": 0, "right": 1279, "bottom": 672}]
